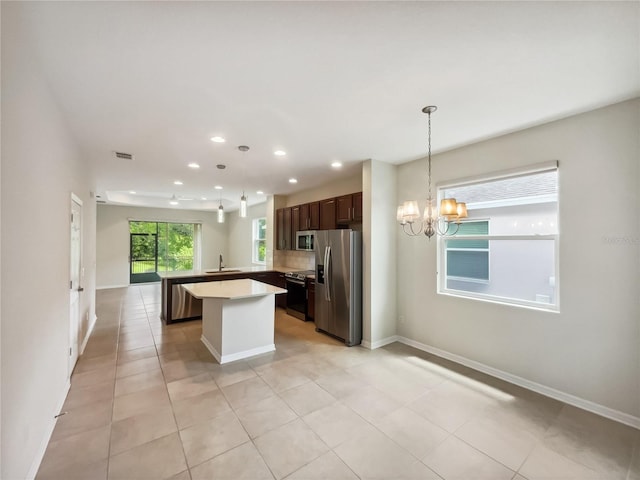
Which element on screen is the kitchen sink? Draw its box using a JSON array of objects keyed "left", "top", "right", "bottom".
[{"left": 205, "top": 269, "right": 242, "bottom": 274}]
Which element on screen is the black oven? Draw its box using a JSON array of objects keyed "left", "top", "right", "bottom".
[{"left": 285, "top": 270, "right": 313, "bottom": 321}]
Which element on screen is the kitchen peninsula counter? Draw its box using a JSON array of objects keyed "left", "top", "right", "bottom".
[{"left": 159, "top": 266, "right": 295, "bottom": 324}]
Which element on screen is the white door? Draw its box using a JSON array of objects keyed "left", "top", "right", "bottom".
[{"left": 69, "top": 195, "right": 83, "bottom": 375}]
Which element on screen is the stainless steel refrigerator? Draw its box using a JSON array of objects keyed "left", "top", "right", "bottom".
[{"left": 314, "top": 230, "right": 362, "bottom": 346}]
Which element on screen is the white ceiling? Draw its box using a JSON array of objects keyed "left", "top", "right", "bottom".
[{"left": 13, "top": 1, "right": 640, "bottom": 211}]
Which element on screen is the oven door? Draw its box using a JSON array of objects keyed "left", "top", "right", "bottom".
[{"left": 285, "top": 278, "right": 307, "bottom": 320}]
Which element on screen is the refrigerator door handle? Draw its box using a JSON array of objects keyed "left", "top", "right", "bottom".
[{"left": 325, "top": 246, "right": 331, "bottom": 302}]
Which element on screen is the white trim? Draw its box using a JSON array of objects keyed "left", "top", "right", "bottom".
[
  {"left": 26, "top": 379, "right": 71, "bottom": 480},
  {"left": 200, "top": 335, "right": 275, "bottom": 364},
  {"left": 96, "top": 284, "right": 129, "bottom": 290},
  {"left": 361, "top": 335, "right": 399, "bottom": 350},
  {"left": 71, "top": 192, "right": 83, "bottom": 205},
  {"left": 80, "top": 314, "right": 98, "bottom": 355},
  {"left": 396, "top": 336, "right": 640, "bottom": 430}
]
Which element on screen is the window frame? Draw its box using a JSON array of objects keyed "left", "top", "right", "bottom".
[
  {"left": 436, "top": 161, "right": 559, "bottom": 312},
  {"left": 252, "top": 217, "right": 267, "bottom": 265}
]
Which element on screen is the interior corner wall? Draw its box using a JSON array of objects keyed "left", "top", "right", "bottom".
[
  {"left": 96, "top": 204, "right": 227, "bottom": 288},
  {"left": 363, "top": 160, "right": 397, "bottom": 347},
  {"left": 226, "top": 202, "right": 267, "bottom": 268},
  {"left": 396, "top": 99, "right": 640, "bottom": 420},
  {"left": 1, "top": 3, "right": 97, "bottom": 478}
]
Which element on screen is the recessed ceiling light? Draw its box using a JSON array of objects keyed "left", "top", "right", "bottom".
[
  {"left": 211, "top": 136, "right": 226, "bottom": 143},
  {"left": 256, "top": 190, "right": 264, "bottom": 195},
  {"left": 174, "top": 180, "right": 183, "bottom": 185},
  {"left": 216, "top": 164, "right": 226, "bottom": 170},
  {"left": 214, "top": 185, "right": 223, "bottom": 190},
  {"left": 331, "top": 161, "right": 343, "bottom": 168},
  {"left": 169, "top": 200, "right": 179, "bottom": 205},
  {"left": 274, "top": 150, "right": 286, "bottom": 156},
  {"left": 289, "top": 178, "right": 298, "bottom": 184},
  {"left": 188, "top": 163, "right": 200, "bottom": 169},
  {"left": 129, "top": 190, "right": 136, "bottom": 194},
  {"left": 201, "top": 197, "right": 207, "bottom": 200}
]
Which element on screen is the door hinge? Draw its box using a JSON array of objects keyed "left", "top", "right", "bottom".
[
  {"left": 69, "top": 347, "right": 72, "bottom": 356},
  {"left": 70, "top": 281, "right": 73, "bottom": 289},
  {"left": 71, "top": 213, "right": 74, "bottom": 222}
]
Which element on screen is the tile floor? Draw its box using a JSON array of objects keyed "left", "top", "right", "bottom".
[{"left": 37, "top": 284, "right": 639, "bottom": 480}]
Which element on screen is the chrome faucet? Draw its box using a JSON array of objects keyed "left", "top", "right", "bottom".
[{"left": 219, "top": 254, "right": 224, "bottom": 272}]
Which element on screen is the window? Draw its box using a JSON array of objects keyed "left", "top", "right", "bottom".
[
  {"left": 438, "top": 162, "right": 558, "bottom": 310},
  {"left": 252, "top": 217, "right": 267, "bottom": 264},
  {"left": 129, "top": 221, "right": 200, "bottom": 283},
  {"left": 446, "top": 221, "right": 489, "bottom": 282}
]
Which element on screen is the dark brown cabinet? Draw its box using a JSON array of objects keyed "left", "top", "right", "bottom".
[
  {"left": 298, "top": 202, "right": 320, "bottom": 231},
  {"left": 306, "top": 280, "right": 315, "bottom": 321},
  {"left": 252, "top": 271, "right": 287, "bottom": 308},
  {"left": 308, "top": 201, "right": 320, "bottom": 229},
  {"left": 276, "top": 207, "right": 292, "bottom": 250},
  {"left": 336, "top": 192, "right": 362, "bottom": 223},
  {"left": 292, "top": 205, "right": 302, "bottom": 235},
  {"left": 319, "top": 198, "right": 337, "bottom": 230}
]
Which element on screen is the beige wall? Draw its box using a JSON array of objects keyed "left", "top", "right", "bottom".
[
  {"left": 363, "top": 160, "right": 397, "bottom": 347},
  {"left": 1, "top": 4, "right": 97, "bottom": 477},
  {"left": 285, "top": 173, "right": 362, "bottom": 207},
  {"left": 396, "top": 99, "right": 640, "bottom": 421},
  {"left": 96, "top": 204, "right": 228, "bottom": 288},
  {"left": 226, "top": 202, "right": 268, "bottom": 268}
]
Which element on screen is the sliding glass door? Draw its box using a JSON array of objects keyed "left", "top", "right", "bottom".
[{"left": 129, "top": 221, "right": 198, "bottom": 283}]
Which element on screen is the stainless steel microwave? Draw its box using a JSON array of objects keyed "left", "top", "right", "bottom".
[{"left": 296, "top": 230, "right": 315, "bottom": 251}]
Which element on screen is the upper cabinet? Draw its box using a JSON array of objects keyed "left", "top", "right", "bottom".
[
  {"left": 336, "top": 192, "right": 362, "bottom": 223},
  {"left": 276, "top": 207, "right": 292, "bottom": 250},
  {"left": 297, "top": 202, "right": 320, "bottom": 231},
  {"left": 319, "top": 198, "right": 337, "bottom": 230},
  {"left": 277, "top": 193, "right": 361, "bottom": 250}
]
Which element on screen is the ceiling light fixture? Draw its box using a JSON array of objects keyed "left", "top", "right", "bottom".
[
  {"left": 129, "top": 191, "right": 136, "bottom": 194},
  {"left": 169, "top": 194, "right": 179, "bottom": 206},
  {"left": 397, "top": 106, "right": 468, "bottom": 239},
  {"left": 289, "top": 178, "right": 298, "bottom": 184},
  {"left": 217, "top": 192, "right": 224, "bottom": 223},
  {"left": 188, "top": 163, "right": 200, "bottom": 169},
  {"left": 211, "top": 136, "right": 226, "bottom": 143},
  {"left": 238, "top": 145, "right": 249, "bottom": 218},
  {"left": 214, "top": 185, "right": 223, "bottom": 190},
  {"left": 256, "top": 190, "right": 264, "bottom": 195},
  {"left": 274, "top": 150, "right": 286, "bottom": 156},
  {"left": 174, "top": 180, "right": 183, "bottom": 185},
  {"left": 331, "top": 161, "right": 342, "bottom": 168}
]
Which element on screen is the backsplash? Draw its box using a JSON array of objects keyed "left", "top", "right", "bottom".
[{"left": 274, "top": 250, "right": 315, "bottom": 270}]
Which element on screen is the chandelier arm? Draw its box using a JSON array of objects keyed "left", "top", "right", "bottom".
[{"left": 403, "top": 221, "right": 423, "bottom": 236}]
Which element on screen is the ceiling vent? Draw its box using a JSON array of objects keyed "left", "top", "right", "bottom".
[{"left": 113, "top": 151, "right": 134, "bottom": 160}]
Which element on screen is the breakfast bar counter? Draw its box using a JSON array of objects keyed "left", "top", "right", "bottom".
[{"left": 181, "top": 279, "right": 286, "bottom": 364}]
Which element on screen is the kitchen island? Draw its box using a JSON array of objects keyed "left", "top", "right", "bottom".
[
  {"left": 159, "top": 266, "right": 291, "bottom": 324},
  {"left": 181, "top": 279, "right": 286, "bottom": 364}
]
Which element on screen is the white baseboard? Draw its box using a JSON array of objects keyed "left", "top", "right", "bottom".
[
  {"left": 396, "top": 336, "right": 640, "bottom": 430},
  {"left": 26, "top": 379, "right": 71, "bottom": 480},
  {"left": 96, "top": 284, "right": 128, "bottom": 290},
  {"left": 200, "top": 335, "right": 275, "bottom": 364},
  {"left": 79, "top": 314, "right": 97, "bottom": 355},
  {"left": 361, "top": 335, "right": 399, "bottom": 350}
]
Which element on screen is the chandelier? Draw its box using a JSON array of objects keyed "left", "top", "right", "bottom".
[{"left": 397, "top": 105, "right": 468, "bottom": 239}]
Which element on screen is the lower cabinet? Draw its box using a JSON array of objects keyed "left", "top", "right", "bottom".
[{"left": 252, "top": 271, "right": 287, "bottom": 309}]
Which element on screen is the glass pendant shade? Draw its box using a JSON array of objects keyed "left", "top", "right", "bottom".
[
  {"left": 217, "top": 204, "right": 224, "bottom": 223},
  {"left": 456, "top": 202, "right": 468, "bottom": 219},
  {"left": 440, "top": 198, "right": 458, "bottom": 218},
  {"left": 402, "top": 200, "right": 420, "bottom": 222},
  {"left": 240, "top": 194, "right": 247, "bottom": 218}
]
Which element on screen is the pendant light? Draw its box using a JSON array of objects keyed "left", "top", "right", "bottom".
[
  {"left": 238, "top": 145, "right": 249, "bottom": 218},
  {"left": 217, "top": 190, "right": 224, "bottom": 223}
]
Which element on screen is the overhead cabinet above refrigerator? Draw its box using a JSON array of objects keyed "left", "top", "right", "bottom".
[{"left": 314, "top": 230, "right": 362, "bottom": 346}]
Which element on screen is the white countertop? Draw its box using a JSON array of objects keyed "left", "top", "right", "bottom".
[
  {"left": 181, "top": 279, "right": 287, "bottom": 300},
  {"left": 157, "top": 265, "right": 299, "bottom": 280}
]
